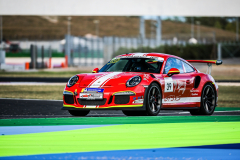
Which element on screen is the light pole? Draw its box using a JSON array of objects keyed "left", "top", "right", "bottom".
[
  {"left": 236, "top": 17, "right": 239, "bottom": 42},
  {"left": 196, "top": 21, "right": 201, "bottom": 42},
  {"left": 93, "top": 20, "right": 99, "bottom": 37},
  {"left": 191, "top": 17, "right": 194, "bottom": 38},
  {"left": 68, "top": 16, "right": 71, "bottom": 35},
  {"left": 0, "top": 16, "right": 2, "bottom": 50}
]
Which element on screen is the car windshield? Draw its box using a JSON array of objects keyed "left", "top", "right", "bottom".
[{"left": 99, "top": 58, "right": 163, "bottom": 73}]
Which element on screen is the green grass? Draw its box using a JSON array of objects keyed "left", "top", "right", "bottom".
[
  {"left": 218, "top": 86, "right": 240, "bottom": 108},
  {"left": 6, "top": 51, "right": 65, "bottom": 58},
  {"left": 0, "top": 85, "right": 239, "bottom": 108},
  {"left": 0, "top": 71, "right": 90, "bottom": 77},
  {"left": 0, "top": 85, "right": 65, "bottom": 100}
]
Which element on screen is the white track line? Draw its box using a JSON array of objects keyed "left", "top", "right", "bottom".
[{"left": 217, "top": 82, "right": 240, "bottom": 86}]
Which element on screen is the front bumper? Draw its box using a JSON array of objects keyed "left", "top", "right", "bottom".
[{"left": 62, "top": 85, "right": 147, "bottom": 110}]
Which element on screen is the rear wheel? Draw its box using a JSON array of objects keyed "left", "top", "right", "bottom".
[
  {"left": 145, "top": 83, "right": 162, "bottom": 116},
  {"left": 68, "top": 110, "right": 90, "bottom": 116},
  {"left": 190, "top": 83, "right": 216, "bottom": 115}
]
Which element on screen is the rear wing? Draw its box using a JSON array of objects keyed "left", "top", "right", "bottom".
[{"left": 186, "top": 60, "right": 222, "bottom": 75}]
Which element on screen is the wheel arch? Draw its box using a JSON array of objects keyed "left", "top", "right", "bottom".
[{"left": 142, "top": 80, "right": 162, "bottom": 111}]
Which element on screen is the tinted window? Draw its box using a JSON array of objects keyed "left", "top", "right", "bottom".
[
  {"left": 164, "top": 58, "right": 184, "bottom": 74},
  {"left": 183, "top": 61, "right": 195, "bottom": 73}
]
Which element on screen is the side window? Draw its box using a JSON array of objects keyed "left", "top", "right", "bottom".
[
  {"left": 164, "top": 58, "right": 184, "bottom": 74},
  {"left": 183, "top": 61, "right": 195, "bottom": 73}
]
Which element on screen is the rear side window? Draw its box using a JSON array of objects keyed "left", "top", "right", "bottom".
[
  {"left": 164, "top": 58, "right": 184, "bottom": 74},
  {"left": 183, "top": 62, "right": 195, "bottom": 73}
]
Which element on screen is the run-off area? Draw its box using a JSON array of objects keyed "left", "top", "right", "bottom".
[{"left": 0, "top": 116, "right": 240, "bottom": 159}]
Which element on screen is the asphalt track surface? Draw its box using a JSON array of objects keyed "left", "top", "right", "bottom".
[{"left": 0, "top": 98, "right": 240, "bottom": 119}]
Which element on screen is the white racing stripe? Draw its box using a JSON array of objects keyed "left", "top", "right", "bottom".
[
  {"left": 162, "top": 97, "right": 201, "bottom": 104},
  {"left": 87, "top": 73, "right": 110, "bottom": 87},
  {"left": 89, "top": 72, "right": 121, "bottom": 88}
]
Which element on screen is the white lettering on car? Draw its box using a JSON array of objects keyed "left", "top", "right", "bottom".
[
  {"left": 177, "top": 81, "right": 186, "bottom": 94},
  {"left": 164, "top": 95, "right": 181, "bottom": 102}
]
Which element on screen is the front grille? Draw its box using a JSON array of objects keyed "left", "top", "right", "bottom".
[
  {"left": 115, "top": 95, "right": 130, "bottom": 104},
  {"left": 64, "top": 95, "right": 74, "bottom": 104},
  {"left": 78, "top": 99, "right": 107, "bottom": 105}
]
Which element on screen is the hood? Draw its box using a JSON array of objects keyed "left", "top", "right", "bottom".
[{"left": 78, "top": 72, "right": 144, "bottom": 88}]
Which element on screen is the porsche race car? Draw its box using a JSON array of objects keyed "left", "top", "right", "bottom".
[{"left": 62, "top": 53, "right": 222, "bottom": 116}]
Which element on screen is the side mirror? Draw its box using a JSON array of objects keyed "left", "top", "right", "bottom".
[
  {"left": 167, "top": 68, "right": 180, "bottom": 77},
  {"left": 92, "top": 68, "right": 99, "bottom": 73}
]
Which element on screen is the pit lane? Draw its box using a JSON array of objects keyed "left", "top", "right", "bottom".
[{"left": 0, "top": 98, "right": 239, "bottom": 119}]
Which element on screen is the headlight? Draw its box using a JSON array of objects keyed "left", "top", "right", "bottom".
[
  {"left": 67, "top": 75, "right": 79, "bottom": 87},
  {"left": 126, "top": 76, "right": 142, "bottom": 87}
]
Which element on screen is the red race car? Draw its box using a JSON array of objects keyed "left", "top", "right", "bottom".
[{"left": 62, "top": 53, "right": 222, "bottom": 116}]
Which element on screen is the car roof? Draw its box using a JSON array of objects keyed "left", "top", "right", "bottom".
[{"left": 116, "top": 53, "right": 183, "bottom": 61}]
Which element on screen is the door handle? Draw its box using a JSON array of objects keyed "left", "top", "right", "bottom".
[{"left": 186, "top": 80, "right": 191, "bottom": 84}]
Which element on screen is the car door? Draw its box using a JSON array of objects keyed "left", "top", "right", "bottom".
[{"left": 162, "top": 58, "right": 194, "bottom": 107}]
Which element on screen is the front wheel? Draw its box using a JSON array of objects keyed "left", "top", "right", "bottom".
[
  {"left": 145, "top": 83, "right": 162, "bottom": 116},
  {"left": 68, "top": 110, "right": 90, "bottom": 116},
  {"left": 190, "top": 83, "right": 216, "bottom": 115}
]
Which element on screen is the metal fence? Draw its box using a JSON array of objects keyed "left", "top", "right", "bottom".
[
  {"left": 218, "top": 42, "right": 240, "bottom": 59},
  {"left": 65, "top": 35, "right": 190, "bottom": 66},
  {"left": 65, "top": 34, "right": 239, "bottom": 67}
]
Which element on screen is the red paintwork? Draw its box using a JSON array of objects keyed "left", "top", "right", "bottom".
[
  {"left": 167, "top": 68, "right": 180, "bottom": 75},
  {"left": 92, "top": 68, "right": 99, "bottom": 73},
  {"left": 63, "top": 53, "right": 219, "bottom": 110}
]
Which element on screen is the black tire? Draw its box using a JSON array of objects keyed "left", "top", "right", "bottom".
[
  {"left": 145, "top": 83, "right": 162, "bottom": 116},
  {"left": 122, "top": 110, "right": 147, "bottom": 116},
  {"left": 190, "top": 83, "right": 216, "bottom": 115},
  {"left": 68, "top": 110, "right": 90, "bottom": 116}
]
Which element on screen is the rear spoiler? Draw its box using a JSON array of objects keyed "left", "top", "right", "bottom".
[
  {"left": 186, "top": 60, "right": 222, "bottom": 65},
  {"left": 186, "top": 60, "right": 223, "bottom": 75}
]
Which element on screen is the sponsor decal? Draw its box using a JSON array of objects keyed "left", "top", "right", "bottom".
[
  {"left": 143, "top": 74, "right": 150, "bottom": 81},
  {"left": 191, "top": 93, "right": 199, "bottom": 96},
  {"left": 177, "top": 81, "right": 186, "bottom": 94},
  {"left": 107, "top": 58, "right": 120, "bottom": 65},
  {"left": 164, "top": 95, "right": 181, "bottom": 102},
  {"left": 83, "top": 88, "right": 104, "bottom": 93},
  {"left": 162, "top": 97, "right": 201, "bottom": 104},
  {"left": 119, "top": 53, "right": 164, "bottom": 61},
  {"left": 80, "top": 93, "right": 103, "bottom": 100},
  {"left": 133, "top": 97, "right": 136, "bottom": 100},
  {"left": 190, "top": 90, "right": 199, "bottom": 92}
]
